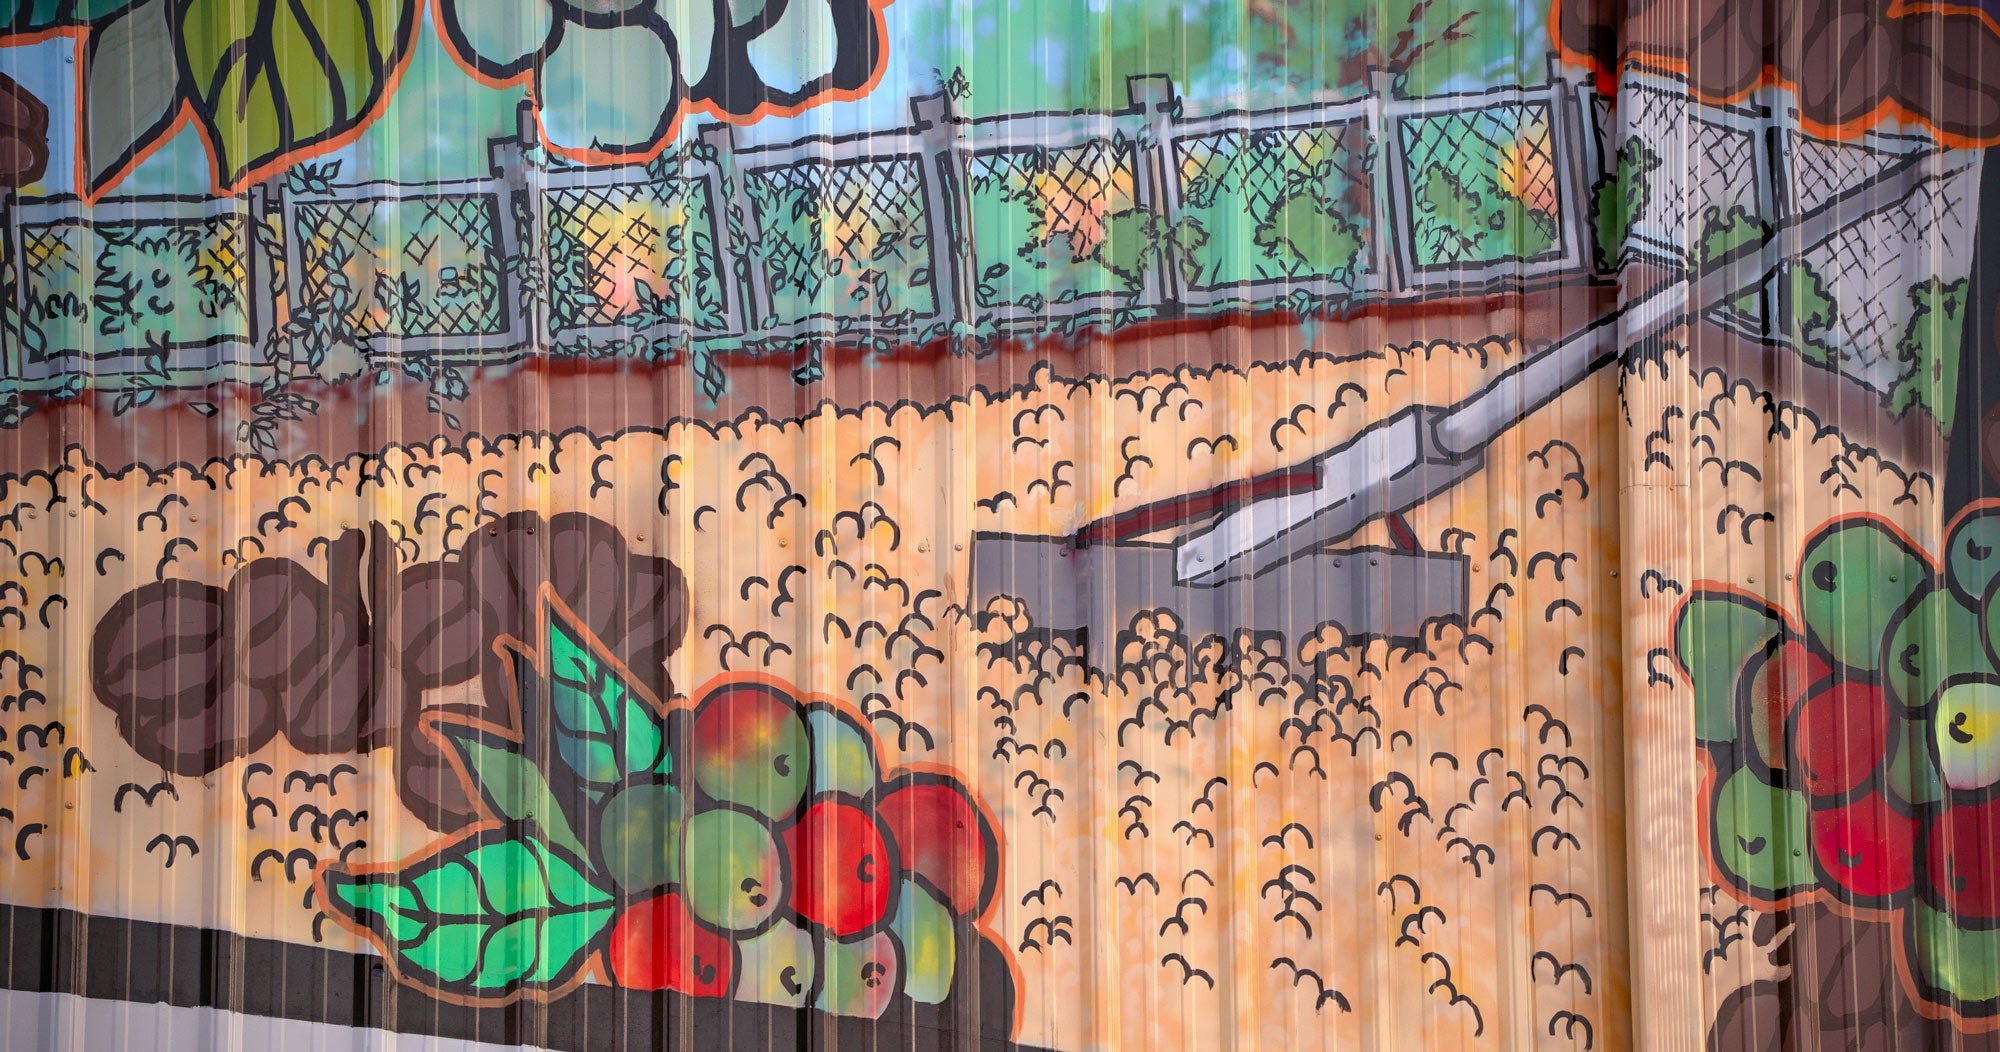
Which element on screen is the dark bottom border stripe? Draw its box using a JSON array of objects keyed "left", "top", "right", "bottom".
[{"left": 0, "top": 904, "right": 1042, "bottom": 1052}]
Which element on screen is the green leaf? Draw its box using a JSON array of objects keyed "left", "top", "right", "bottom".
[
  {"left": 175, "top": 0, "right": 416, "bottom": 189},
  {"left": 325, "top": 833, "right": 615, "bottom": 996},
  {"left": 80, "top": 0, "right": 182, "bottom": 193},
  {"left": 1676, "top": 592, "right": 1781, "bottom": 743},
  {"left": 540, "top": 596, "right": 670, "bottom": 793},
  {"left": 435, "top": 724, "right": 590, "bottom": 861}
]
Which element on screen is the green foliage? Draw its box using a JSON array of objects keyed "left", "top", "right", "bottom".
[
  {"left": 1092, "top": 207, "right": 1207, "bottom": 293},
  {"left": 436, "top": 726, "right": 590, "bottom": 860},
  {"left": 542, "top": 603, "right": 671, "bottom": 794},
  {"left": 1095, "top": 208, "right": 1155, "bottom": 291},
  {"left": 176, "top": 0, "right": 417, "bottom": 187},
  {"left": 1887, "top": 277, "right": 1969, "bottom": 430},
  {"left": 325, "top": 833, "right": 615, "bottom": 994},
  {"left": 1171, "top": 125, "right": 1371, "bottom": 293},
  {"left": 1695, "top": 205, "right": 1769, "bottom": 317},
  {"left": 1779, "top": 262, "right": 1839, "bottom": 365},
  {"left": 1253, "top": 191, "right": 1364, "bottom": 278},
  {"left": 21, "top": 217, "right": 249, "bottom": 363},
  {"left": 1593, "top": 138, "right": 1659, "bottom": 267},
  {"left": 966, "top": 139, "right": 1144, "bottom": 311},
  {"left": 0, "top": 0, "right": 137, "bottom": 29},
  {"left": 742, "top": 166, "right": 936, "bottom": 327},
  {"left": 1410, "top": 163, "right": 1556, "bottom": 267}
]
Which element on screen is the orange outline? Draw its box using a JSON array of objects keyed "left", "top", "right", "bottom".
[
  {"left": 317, "top": 582, "right": 1022, "bottom": 1037},
  {"left": 1550, "top": 0, "right": 2000, "bottom": 148},
  {"left": 432, "top": 0, "right": 897, "bottom": 168}
]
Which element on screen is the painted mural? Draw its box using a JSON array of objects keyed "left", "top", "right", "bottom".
[{"left": 0, "top": 0, "right": 1996, "bottom": 1049}]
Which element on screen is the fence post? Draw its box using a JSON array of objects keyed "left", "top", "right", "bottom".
[
  {"left": 1542, "top": 53, "right": 1599, "bottom": 281},
  {"left": 1365, "top": 67, "right": 1409, "bottom": 296},
  {"left": 911, "top": 90, "right": 970, "bottom": 339},
  {"left": 245, "top": 180, "right": 279, "bottom": 363},
  {"left": 0, "top": 193, "right": 18, "bottom": 385},
  {"left": 1563, "top": 59, "right": 1618, "bottom": 276},
  {"left": 1126, "top": 74, "right": 1182, "bottom": 312},
  {"left": 702, "top": 123, "right": 771, "bottom": 340},
  {"left": 488, "top": 99, "right": 537, "bottom": 361}
]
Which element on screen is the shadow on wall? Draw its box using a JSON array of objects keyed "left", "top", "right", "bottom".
[{"left": 1556, "top": 0, "right": 2000, "bottom": 142}]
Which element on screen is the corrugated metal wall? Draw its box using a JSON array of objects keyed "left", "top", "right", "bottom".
[{"left": 0, "top": 0, "right": 1995, "bottom": 1048}]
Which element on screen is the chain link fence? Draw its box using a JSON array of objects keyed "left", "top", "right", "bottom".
[
  {"left": 1171, "top": 121, "right": 1374, "bottom": 296},
  {"left": 744, "top": 157, "right": 937, "bottom": 328},
  {"left": 1602, "top": 68, "right": 1981, "bottom": 419},
  {"left": 1399, "top": 102, "right": 1563, "bottom": 269},
  {"left": 541, "top": 178, "right": 730, "bottom": 335},
  {"left": 3, "top": 197, "right": 261, "bottom": 388},
  {"left": 1, "top": 66, "right": 1978, "bottom": 399},
  {"left": 291, "top": 194, "right": 508, "bottom": 341},
  {"left": 966, "top": 138, "right": 1142, "bottom": 316}
]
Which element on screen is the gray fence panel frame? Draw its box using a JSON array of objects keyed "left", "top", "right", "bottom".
[
  {"left": 531, "top": 151, "right": 742, "bottom": 346},
  {"left": 1156, "top": 88, "right": 1383, "bottom": 310},
  {"left": 279, "top": 171, "right": 526, "bottom": 362},
  {"left": 5, "top": 191, "right": 271, "bottom": 390}
]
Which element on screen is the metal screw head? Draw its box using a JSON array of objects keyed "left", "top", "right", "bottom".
[{"left": 1370, "top": 557, "right": 1379, "bottom": 566}]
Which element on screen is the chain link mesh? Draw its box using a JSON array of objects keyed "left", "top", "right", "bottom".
[
  {"left": 543, "top": 180, "right": 728, "bottom": 332},
  {"left": 1790, "top": 161, "right": 1975, "bottom": 393},
  {"left": 1398, "top": 102, "right": 1561, "bottom": 268},
  {"left": 1785, "top": 135, "right": 1906, "bottom": 217},
  {"left": 1171, "top": 121, "right": 1372, "bottom": 290},
  {"left": 295, "top": 196, "right": 505, "bottom": 339},
  {"left": 967, "top": 138, "right": 1141, "bottom": 311},
  {"left": 1615, "top": 82, "right": 1761, "bottom": 261},
  {"left": 15, "top": 214, "right": 250, "bottom": 366},
  {"left": 743, "top": 158, "right": 935, "bottom": 326}
]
